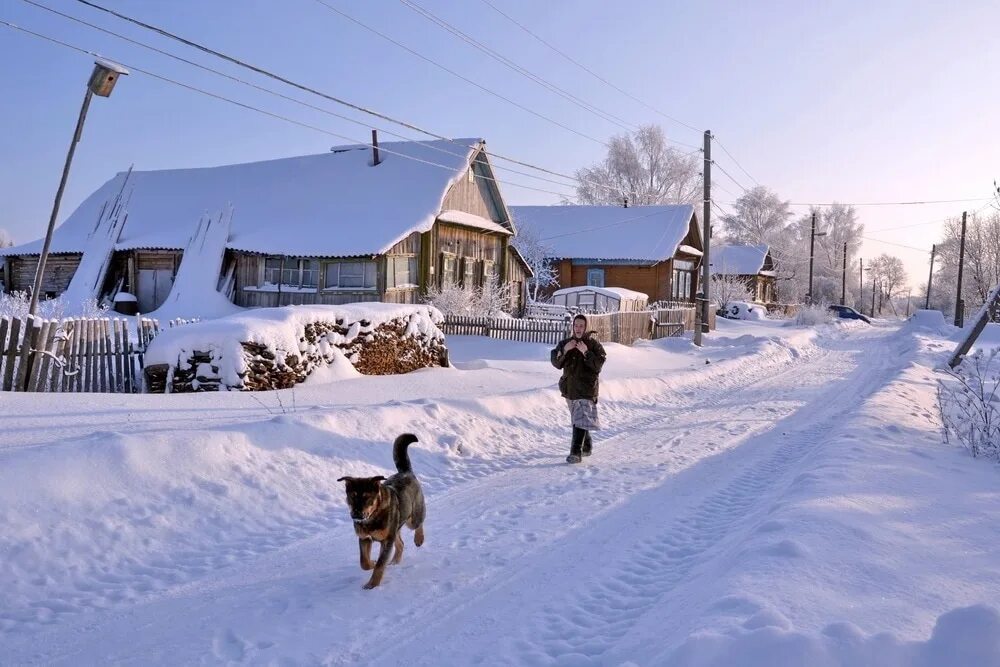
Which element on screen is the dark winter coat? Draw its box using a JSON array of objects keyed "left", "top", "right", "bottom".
[{"left": 551, "top": 333, "right": 607, "bottom": 402}]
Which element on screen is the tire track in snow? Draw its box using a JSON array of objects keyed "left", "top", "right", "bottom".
[
  {"left": 507, "top": 334, "right": 901, "bottom": 665},
  {"left": 361, "top": 329, "right": 900, "bottom": 667}
]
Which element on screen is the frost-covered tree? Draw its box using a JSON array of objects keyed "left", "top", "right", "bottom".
[
  {"left": 573, "top": 125, "right": 700, "bottom": 205},
  {"left": 511, "top": 220, "right": 559, "bottom": 301},
  {"left": 711, "top": 274, "right": 754, "bottom": 310},
  {"left": 720, "top": 186, "right": 792, "bottom": 246},
  {"left": 0, "top": 228, "right": 13, "bottom": 248},
  {"left": 870, "top": 254, "right": 908, "bottom": 315},
  {"left": 930, "top": 211, "right": 1000, "bottom": 318}
]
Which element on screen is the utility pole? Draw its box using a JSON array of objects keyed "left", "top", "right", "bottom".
[
  {"left": 954, "top": 211, "right": 967, "bottom": 327},
  {"left": 806, "top": 211, "right": 826, "bottom": 305},
  {"left": 840, "top": 241, "right": 847, "bottom": 306},
  {"left": 29, "top": 60, "right": 127, "bottom": 318},
  {"left": 925, "top": 244, "right": 936, "bottom": 309},
  {"left": 694, "top": 130, "right": 711, "bottom": 346},
  {"left": 859, "top": 258, "right": 864, "bottom": 309},
  {"left": 807, "top": 211, "right": 816, "bottom": 305},
  {"left": 871, "top": 274, "right": 877, "bottom": 317},
  {"left": 906, "top": 289, "right": 912, "bottom": 317}
]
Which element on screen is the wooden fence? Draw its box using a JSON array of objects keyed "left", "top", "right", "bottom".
[
  {"left": 441, "top": 315, "right": 570, "bottom": 345},
  {"left": 441, "top": 308, "right": 691, "bottom": 346},
  {"left": 0, "top": 315, "right": 161, "bottom": 393}
]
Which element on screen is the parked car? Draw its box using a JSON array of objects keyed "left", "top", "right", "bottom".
[{"left": 828, "top": 305, "right": 871, "bottom": 324}]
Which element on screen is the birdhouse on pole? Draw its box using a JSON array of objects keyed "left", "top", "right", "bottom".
[{"left": 88, "top": 59, "right": 129, "bottom": 97}]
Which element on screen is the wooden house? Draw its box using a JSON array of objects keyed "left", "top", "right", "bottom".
[
  {"left": 710, "top": 244, "right": 777, "bottom": 304},
  {"left": 510, "top": 205, "right": 703, "bottom": 304},
  {"left": 1, "top": 138, "right": 531, "bottom": 316}
]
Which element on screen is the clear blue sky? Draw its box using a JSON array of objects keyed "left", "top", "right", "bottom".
[{"left": 2, "top": 0, "right": 998, "bottom": 289}]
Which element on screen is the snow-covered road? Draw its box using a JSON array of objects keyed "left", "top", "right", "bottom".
[{"left": 2, "top": 320, "right": 998, "bottom": 666}]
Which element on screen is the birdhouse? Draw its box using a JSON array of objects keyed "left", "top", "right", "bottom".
[{"left": 88, "top": 59, "right": 129, "bottom": 97}]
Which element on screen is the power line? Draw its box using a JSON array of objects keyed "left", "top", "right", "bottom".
[
  {"left": 19, "top": 0, "right": 589, "bottom": 197},
  {"left": 717, "top": 197, "right": 993, "bottom": 207},
  {"left": 308, "top": 0, "right": 611, "bottom": 147},
  {"left": 478, "top": 0, "right": 703, "bottom": 136},
  {"left": 0, "top": 19, "right": 579, "bottom": 200},
  {"left": 398, "top": 0, "right": 638, "bottom": 134},
  {"left": 61, "top": 0, "right": 633, "bottom": 198},
  {"left": 860, "top": 236, "right": 931, "bottom": 253},
  {"left": 712, "top": 160, "right": 752, "bottom": 194},
  {"left": 712, "top": 136, "right": 762, "bottom": 188}
]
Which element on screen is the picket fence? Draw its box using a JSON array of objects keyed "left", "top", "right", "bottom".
[
  {"left": 441, "top": 308, "right": 691, "bottom": 347},
  {"left": 0, "top": 315, "right": 161, "bottom": 393}
]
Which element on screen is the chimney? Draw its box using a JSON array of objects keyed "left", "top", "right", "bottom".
[{"left": 371, "top": 129, "right": 381, "bottom": 166}]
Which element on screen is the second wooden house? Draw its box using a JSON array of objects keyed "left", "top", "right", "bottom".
[{"left": 510, "top": 204, "right": 703, "bottom": 305}]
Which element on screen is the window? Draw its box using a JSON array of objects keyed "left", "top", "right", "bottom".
[
  {"left": 324, "top": 261, "right": 376, "bottom": 290},
  {"left": 467, "top": 167, "right": 475, "bottom": 184},
  {"left": 482, "top": 259, "right": 497, "bottom": 286},
  {"left": 264, "top": 257, "right": 319, "bottom": 289},
  {"left": 587, "top": 268, "right": 605, "bottom": 288},
  {"left": 388, "top": 255, "right": 418, "bottom": 289},
  {"left": 672, "top": 268, "right": 694, "bottom": 301},
  {"left": 461, "top": 258, "right": 477, "bottom": 287},
  {"left": 440, "top": 253, "right": 457, "bottom": 286}
]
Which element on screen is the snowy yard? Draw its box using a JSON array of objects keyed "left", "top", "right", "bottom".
[{"left": 1, "top": 317, "right": 998, "bottom": 666}]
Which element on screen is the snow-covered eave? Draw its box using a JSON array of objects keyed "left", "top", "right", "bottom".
[
  {"left": 378, "top": 140, "right": 485, "bottom": 254},
  {"left": 677, "top": 244, "right": 703, "bottom": 257},
  {"left": 553, "top": 257, "right": 664, "bottom": 266},
  {"left": 226, "top": 245, "right": 380, "bottom": 259},
  {"left": 437, "top": 210, "right": 513, "bottom": 235},
  {"left": 0, "top": 248, "right": 81, "bottom": 257}
]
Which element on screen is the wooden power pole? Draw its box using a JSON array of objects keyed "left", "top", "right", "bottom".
[
  {"left": 695, "top": 130, "right": 711, "bottom": 346},
  {"left": 954, "top": 211, "right": 967, "bottom": 327},
  {"left": 925, "top": 244, "right": 936, "bottom": 309},
  {"left": 840, "top": 241, "right": 847, "bottom": 305}
]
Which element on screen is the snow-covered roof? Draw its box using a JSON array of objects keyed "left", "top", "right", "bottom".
[
  {"left": 510, "top": 205, "right": 697, "bottom": 262},
  {"left": 552, "top": 285, "right": 648, "bottom": 301},
  {"left": 710, "top": 244, "right": 770, "bottom": 276},
  {"left": 2, "top": 139, "right": 489, "bottom": 258}
]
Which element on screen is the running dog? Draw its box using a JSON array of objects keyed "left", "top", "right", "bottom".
[{"left": 337, "top": 433, "right": 426, "bottom": 589}]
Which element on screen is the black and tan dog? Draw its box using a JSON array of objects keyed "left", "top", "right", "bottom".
[{"left": 337, "top": 433, "right": 426, "bottom": 589}]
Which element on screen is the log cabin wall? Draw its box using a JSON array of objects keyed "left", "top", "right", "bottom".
[{"left": 7, "top": 254, "right": 82, "bottom": 296}]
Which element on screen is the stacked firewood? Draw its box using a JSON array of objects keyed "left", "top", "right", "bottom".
[{"left": 148, "top": 313, "right": 447, "bottom": 392}]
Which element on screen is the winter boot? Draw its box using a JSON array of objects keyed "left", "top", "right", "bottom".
[
  {"left": 566, "top": 427, "right": 584, "bottom": 464},
  {"left": 582, "top": 430, "right": 593, "bottom": 457}
]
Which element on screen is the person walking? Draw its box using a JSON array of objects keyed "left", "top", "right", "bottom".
[{"left": 551, "top": 314, "right": 607, "bottom": 463}]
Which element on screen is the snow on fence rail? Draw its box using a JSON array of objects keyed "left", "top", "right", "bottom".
[
  {"left": 441, "top": 315, "right": 571, "bottom": 345},
  {"left": 0, "top": 315, "right": 162, "bottom": 393},
  {"left": 442, "top": 310, "right": 689, "bottom": 346}
]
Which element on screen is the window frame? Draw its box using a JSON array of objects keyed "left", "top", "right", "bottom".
[{"left": 322, "top": 260, "right": 377, "bottom": 291}]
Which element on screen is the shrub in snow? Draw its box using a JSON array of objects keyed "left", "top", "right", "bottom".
[
  {"left": 938, "top": 349, "right": 1000, "bottom": 462},
  {"left": 793, "top": 304, "right": 834, "bottom": 326},
  {"left": 711, "top": 274, "right": 754, "bottom": 311},
  {"left": 0, "top": 291, "right": 108, "bottom": 321},
  {"left": 426, "top": 280, "right": 511, "bottom": 318},
  {"left": 719, "top": 301, "right": 767, "bottom": 321},
  {"left": 143, "top": 304, "right": 448, "bottom": 392}
]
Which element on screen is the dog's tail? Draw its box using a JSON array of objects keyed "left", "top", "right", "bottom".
[{"left": 393, "top": 433, "right": 419, "bottom": 474}]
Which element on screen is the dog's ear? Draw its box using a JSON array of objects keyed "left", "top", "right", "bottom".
[
  {"left": 337, "top": 476, "right": 353, "bottom": 483},
  {"left": 372, "top": 476, "right": 387, "bottom": 483}
]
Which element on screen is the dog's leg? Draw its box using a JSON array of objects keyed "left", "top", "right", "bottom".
[
  {"left": 414, "top": 524, "right": 425, "bottom": 547},
  {"left": 363, "top": 539, "right": 394, "bottom": 590},
  {"left": 359, "top": 538, "right": 374, "bottom": 571},
  {"left": 392, "top": 531, "right": 404, "bottom": 565}
]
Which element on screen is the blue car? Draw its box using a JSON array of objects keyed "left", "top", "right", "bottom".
[{"left": 828, "top": 305, "right": 871, "bottom": 324}]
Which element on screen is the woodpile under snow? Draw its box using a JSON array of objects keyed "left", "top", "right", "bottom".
[{"left": 142, "top": 304, "right": 448, "bottom": 393}]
